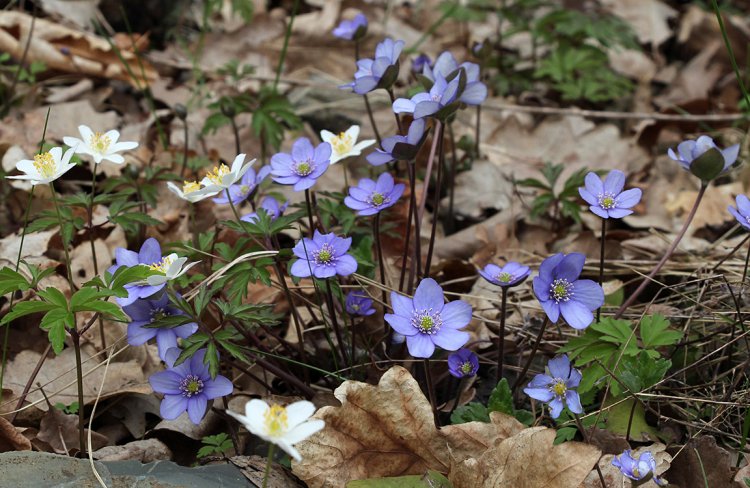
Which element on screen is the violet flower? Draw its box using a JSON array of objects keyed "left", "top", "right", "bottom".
[
  {"left": 578, "top": 170, "right": 642, "bottom": 219},
  {"left": 366, "top": 119, "right": 426, "bottom": 166},
  {"left": 345, "top": 291, "right": 376, "bottom": 316},
  {"left": 270, "top": 138, "right": 331, "bottom": 191},
  {"left": 212, "top": 165, "right": 271, "bottom": 206},
  {"left": 108, "top": 237, "right": 167, "bottom": 306},
  {"left": 412, "top": 54, "right": 431, "bottom": 74},
  {"left": 241, "top": 196, "right": 288, "bottom": 224},
  {"left": 290, "top": 230, "right": 358, "bottom": 279},
  {"left": 612, "top": 450, "right": 666, "bottom": 486},
  {"left": 392, "top": 73, "right": 460, "bottom": 119},
  {"left": 533, "top": 253, "right": 604, "bottom": 329},
  {"left": 333, "top": 13, "right": 367, "bottom": 41},
  {"left": 149, "top": 348, "right": 233, "bottom": 424},
  {"left": 478, "top": 262, "right": 530, "bottom": 287},
  {"left": 342, "top": 37, "right": 404, "bottom": 94},
  {"left": 344, "top": 172, "right": 405, "bottom": 216},
  {"left": 423, "top": 51, "right": 487, "bottom": 106},
  {"left": 123, "top": 294, "right": 198, "bottom": 361},
  {"left": 523, "top": 354, "right": 583, "bottom": 419},
  {"left": 447, "top": 348, "right": 479, "bottom": 378},
  {"left": 667, "top": 135, "right": 740, "bottom": 181},
  {"left": 385, "top": 278, "right": 471, "bottom": 358},
  {"left": 728, "top": 194, "right": 750, "bottom": 231}
]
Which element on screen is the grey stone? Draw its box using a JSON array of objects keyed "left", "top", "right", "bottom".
[{"left": 0, "top": 451, "right": 113, "bottom": 488}]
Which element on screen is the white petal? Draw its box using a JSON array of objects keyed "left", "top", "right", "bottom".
[
  {"left": 320, "top": 130, "right": 335, "bottom": 143},
  {"left": 229, "top": 153, "right": 247, "bottom": 174},
  {"left": 146, "top": 275, "right": 168, "bottom": 286},
  {"left": 352, "top": 139, "right": 375, "bottom": 152},
  {"left": 104, "top": 129, "right": 120, "bottom": 145},
  {"left": 62, "top": 136, "right": 83, "bottom": 149},
  {"left": 284, "top": 401, "right": 316, "bottom": 430},
  {"left": 283, "top": 419, "right": 325, "bottom": 444},
  {"left": 49, "top": 147, "right": 63, "bottom": 164},
  {"left": 276, "top": 440, "right": 302, "bottom": 462},
  {"left": 78, "top": 125, "right": 94, "bottom": 142},
  {"left": 111, "top": 141, "right": 138, "bottom": 152},
  {"left": 103, "top": 154, "right": 125, "bottom": 164},
  {"left": 346, "top": 125, "right": 360, "bottom": 141}
]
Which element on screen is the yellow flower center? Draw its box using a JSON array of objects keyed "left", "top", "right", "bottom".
[
  {"left": 264, "top": 404, "right": 289, "bottom": 437},
  {"left": 420, "top": 316, "right": 434, "bottom": 330},
  {"left": 551, "top": 379, "right": 567, "bottom": 396},
  {"left": 207, "top": 164, "right": 230, "bottom": 185},
  {"left": 331, "top": 132, "right": 353, "bottom": 155},
  {"left": 317, "top": 249, "right": 332, "bottom": 263},
  {"left": 149, "top": 255, "right": 175, "bottom": 274},
  {"left": 371, "top": 192, "right": 385, "bottom": 206},
  {"left": 91, "top": 132, "right": 111, "bottom": 153},
  {"left": 460, "top": 362, "right": 474, "bottom": 374},
  {"left": 33, "top": 152, "right": 56, "bottom": 178},
  {"left": 183, "top": 181, "right": 201, "bottom": 194},
  {"left": 498, "top": 272, "right": 512, "bottom": 283}
]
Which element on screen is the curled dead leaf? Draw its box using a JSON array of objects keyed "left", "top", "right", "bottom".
[{"left": 0, "top": 416, "right": 31, "bottom": 452}]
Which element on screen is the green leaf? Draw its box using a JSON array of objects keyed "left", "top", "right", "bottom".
[
  {"left": 618, "top": 351, "right": 670, "bottom": 394},
  {"left": 450, "top": 402, "right": 489, "bottom": 424},
  {"left": 40, "top": 309, "right": 72, "bottom": 354},
  {"left": 38, "top": 287, "right": 68, "bottom": 309},
  {"left": 487, "top": 378, "right": 514, "bottom": 415},
  {"left": 639, "top": 314, "right": 682, "bottom": 348},
  {"left": 0, "top": 267, "right": 30, "bottom": 295},
  {"left": 603, "top": 397, "right": 660, "bottom": 441},
  {"left": 206, "top": 342, "right": 220, "bottom": 379},
  {"left": 0, "top": 300, "right": 56, "bottom": 325}
]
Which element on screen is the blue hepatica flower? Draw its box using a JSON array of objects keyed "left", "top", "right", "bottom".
[
  {"left": 385, "top": 278, "right": 471, "bottom": 358},
  {"left": 667, "top": 135, "right": 740, "bottom": 180},
  {"left": 123, "top": 294, "right": 198, "bottom": 361},
  {"left": 332, "top": 13, "right": 367, "bottom": 41},
  {"left": 612, "top": 450, "right": 667, "bottom": 486},
  {"left": 579, "top": 170, "right": 642, "bottom": 219},
  {"left": 290, "top": 230, "right": 358, "bottom": 279},
  {"left": 392, "top": 73, "right": 460, "bottom": 119},
  {"left": 270, "top": 138, "right": 331, "bottom": 192},
  {"left": 149, "top": 348, "right": 233, "bottom": 425},
  {"left": 533, "top": 253, "right": 604, "bottom": 329},
  {"left": 212, "top": 164, "right": 271, "bottom": 206},
  {"left": 523, "top": 354, "right": 582, "bottom": 419},
  {"left": 447, "top": 348, "right": 479, "bottom": 378},
  {"left": 241, "top": 196, "right": 288, "bottom": 224},
  {"left": 108, "top": 237, "right": 167, "bottom": 307},
  {"left": 728, "top": 194, "right": 750, "bottom": 231},
  {"left": 366, "top": 119, "right": 426, "bottom": 166},
  {"left": 423, "top": 51, "right": 487, "bottom": 106},
  {"left": 345, "top": 291, "right": 376, "bottom": 316},
  {"left": 343, "top": 37, "right": 404, "bottom": 94},
  {"left": 411, "top": 54, "right": 431, "bottom": 74},
  {"left": 478, "top": 261, "right": 530, "bottom": 288},
  {"left": 345, "top": 172, "right": 405, "bottom": 216}
]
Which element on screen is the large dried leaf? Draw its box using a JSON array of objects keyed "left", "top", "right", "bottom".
[
  {"left": 292, "top": 366, "right": 524, "bottom": 488},
  {"left": 37, "top": 405, "right": 108, "bottom": 454},
  {"left": 0, "top": 416, "right": 31, "bottom": 452},
  {"left": 449, "top": 427, "right": 600, "bottom": 488}
]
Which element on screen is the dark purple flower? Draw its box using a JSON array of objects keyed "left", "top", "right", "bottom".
[
  {"left": 422, "top": 51, "right": 487, "bottom": 106},
  {"left": 385, "top": 278, "right": 471, "bottom": 358},
  {"left": 523, "top": 354, "right": 582, "bottom": 419},
  {"left": 122, "top": 294, "right": 198, "bottom": 361},
  {"left": 447, "top": 348, "right": 479, "bottom": 378},
  {"left": 612, "top": 450, "right": 666, "bottom": 486},
  {"left": 290, "top": 230, "right": 358, "bottom": 279},
  {"left": 149, "top": 348, "right": 233, "bottom": 424},
  {"left": 366, "top": 119, "right": 426, "bottom": 166},
  {"left": 728, "top": 194, "right": 750, "bottom": 231},
  {"left": 533, "top": 253, "right": 604, "bottom": 330},
  {"left": 345, "top": 291, "right": 375, "bottom": 316},
  {"left": 212, "top": 165, "right": 271, "bottom": 205},
  {"left": 412, "top": 54, "right": 431, "bottom": 73},
  {"left": 241, "top": 196, "right": 288, "bottom": 224},
  {"left": 333, "top": 13, "right": 367, "bottom": 41},
  {"left": 107, "top": 237, "right": 166, "bottom": 307},
  {"left": 478, "top": 262, "right": 530, "bottom": 287},
  {"left": 392, "top": 73, "right": 460, "bottom": 119},
  {"left": 578, "top": 170, "right": 642, "bottom": 219},
  {"left": 342, "top": 37, "right": 404, "bottom": 94},
  {"left": 270, "top": 138, "right": 331, "bottom": 191},
  {"left": 344, "top": 172, "right": 405, "bottom": 216},
  {"left": 667, "top": 135, "right": 740, "bottom": 180}
]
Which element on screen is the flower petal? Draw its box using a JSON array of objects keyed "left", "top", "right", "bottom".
[
  {"left": 390, "top": 292, "right": 413, "bottom": 317},
  {"left": 412, "top": 278, "right": 444, "bottom": 311},
  {"left": 285, "top": 400, "right": 315, "bottom": 430},
  {"left": 560, "top": 300, "right": 595, "bottom": 329},
  {"left": 565, "top": 390, "right": 583, "bottom": 414},
  {"left": 203, "top": 375, "right": 233, "bottom": 399},
  {"left": 284, "top": 419, "right": 325, "bottom": 444},
  {"left": 431, "top": 328, "right": 469, "bottom": 351},
  {"left": 440, "top": 300, "right": 472, "bottom": 329},
  {"left": 187, "top": 396, "right": 208, "bottom": 424},
  {"left": 524, "top": 387, "right": 554, "bottom": 403},
  {"left": 603, "top": 170, "right": 625, "bottom": 195},
  {"left": 547, "top": 355, "right": 572, "bottom": 379},
  {"left": 554, "top": 253, "right": 585, "bottom": 282},
  {"left": 160, "top": 394, "right": 188, "bottom": 420},
  {"left": 406, "top": 333, "right": 435, "bottom": 358},
  {"left": 138, "top": 238, "right": 161, "bottom": 265},
  {"left": 616, "top": 188, "right": 642, "bottom": 209},
  {"left": 149, "top": 370, "right": 183, "bottom": 395},
  {"left": 571, "top": 279, "right": 604, "bottom": 310}
]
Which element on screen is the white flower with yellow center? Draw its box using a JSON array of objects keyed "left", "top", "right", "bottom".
[
  {"left": 166, "top": 180, "right": 220, "bottom": 203},
  {"left": 320, "top": 125, "right": 375, "bottom": 165},
  {"left": 63, "top": 125, "right": 138, "bottom": 165},
  {"left": 144, "top": 253, "right": 199, "bottom": 286},
  {"left": 227, "top": 399, "right": 324, "bottom": 462},
  {"left": 6, "top": 146, "right": 77, "bottom": 186},
  {"left": 200, "top": 153, "right": 256, "bottom": 191}
]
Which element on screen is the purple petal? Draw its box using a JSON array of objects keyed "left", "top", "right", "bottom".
[
  {"left": 560, "top": 300, "right": 595, "bottom": 329},
  {"left": 459, "top": 82, "right": 487, "bottom": 105},
  {"left": 677, "top": 140, "right": 696, "bottom": 162},
  {"left": 540, "top": 299, "right": 560, "bottom": 323},
  {"left": 607, "top": 208, "right": 633, "bottom": 218},
  {"left": 138, "top": 238, "right": 161, "bottom": 265},
  {"left": 547, "top": 355, "right": 572, "bottom": 379},
  {"left": 565, "top": 390, "right": 583, "bottom": 414},
  {"left": 390, "top": 292, "right": 414, "bottom": 317},
  {"left": 353, "top": 76, "right": 379, "bottom": 94},
  {"left": 532, "top": 276, "right": 551, "bottom": 302},
  {"left": 440, "top": 300, "right": 472, "bottom": 329},
  {"left": 190, "top": 349, "right": 210, "bottom": 378},
  {"left": 292, "top": 138, "right": 314, "bottom": 162},
  {"left": 722, "top": 144, "right": 740, "bottom": 167},
  {"left": 406, "top": 333, "right": 435, "bottom": 358},
  {"left": 313, "top": 143, "right": 332, "bottom": 166},
  {"left": 375, "top": 172, "right": 395, "bottom": 193},
  {"left": 603, "top": 170, "right": 625, "bottom": 195},
  {"left": 122, "top": 300, "right": 152, "bottom": 321},
  {"left": 313, "top": 265, "right": 337, "bottom": 279},
  {"left": 578, "top": 188, "right": 598, "bottom": 206},
  {"left": 203, "top": 375, "right": 233, "bottom": 399},
  {"left": 548, "top": 397, "right": 564, "bottom": 418},
  {"left": 571, "top": 279, "right": 604, "bottom": 310},
  {"left": 616, "top": 188, "right": 642, "bottom": 209},
  {"left": 431, "top": 328, "right": 469, "bottom": 351},
  {"left": 149, "top": 370, "right": 182, "bottom": 395},
  {"left": 187, "top": 396, "right": 208, "bottom": 424},
  {"left": 367, "top": 150, "right": 394, "bottom": 166},
  {"left": 155, "top": 330, "right": 179, "bottom": 361},
  {"left": 413, "top": 278, "right": 444, "bottom": 311},
  {"left": 115, "top": 248, "right": 140, "bottom": 268},
  {"left": 566, "top": 367, "right": 582, "bottom": 389},
  {"left": 538, "top": 253, "right": 564, "bottom": 282},
  {"left": 413, "top": 101, "right": 441, "bottom": 119},
  {"left": 584, "top": 172, "right": 603, "bottom": 195},
  {"left": 554, "top": 253, "right": 585, "bottom": 282},
  {"left": 527, "top": 373, "right": 554, "bottom": 389},
  {"left": 127, "top": 321, "right": 156, "bottom": 345},
  {"left": 736, "top": 195, "right": 750, "bottom": 215},
  {"left": 160, "top": 395, "right": 188, "bottom": 420},
  {"left": 334, "top": 255, "right": 358, "bottom": 276},
  {"left": 384, "top": 314, "right": 417, "bottom": 336},
  {"left": 392, "top": 98, "right": 416, "bottom": 114},
  {"left": 330, "top": 235, "right": 353, "bottom": 256},
  {"left": 290, "top": 259, "right": 313, "bottom": 278},
  {"left": 524, "top": 387, "right": 554, "bottom": 403},
  {"left": 729, "top": 206, "right": 750, "bottom": 230}
]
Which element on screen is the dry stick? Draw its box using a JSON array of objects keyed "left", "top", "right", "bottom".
[
  {"left": 573, "top": 413, "right": 607, "bottom": 488},
  {"left": 615, "top": 183, "right": 708, "bottom": 319},
  {"left": 446, "top": 123, "right": 459, "bottom": 233},
  {"left": 88, "top": 164, "right": 107, "bottom": 350},
  {"left": 423, "top": 128, "right": 444, "bottom": 277},
  {"left": 597, "top": 218, "right": 606, "bottom": 323},
  {"left": 303, "top": 189, "right": 315, "bottom": 237},
  {"left": 511, "top": 317, "right": 549, "bottom": 393},
  {"left": 423, "top": 359, "right": 439, "bottom": 426},
  {"left": 324, "top": 280, "right": 350, "bottom": 368},
  {"left": 230, "top": 115, "right": 241, "bottom": 155},
  {"left": 742, "top": 239, "right": 750, "bottom": 285},
  {"left": 373, "top": 214, "right": 388, "bottom": 330},
  {"left": 408, "top": 160, "right": 422, "bottom": 293},
  {"left": 496, "top": 287, "right": 508, "bottom": 384},
  {"left": 710, "top": 233, "right": 750, "bottom": 273},
  {"left": 10, "top": 343, "right": 51, "bottom": 424},
  {"left": 418, "top": 121, "right": 443, "bottom": 223}
]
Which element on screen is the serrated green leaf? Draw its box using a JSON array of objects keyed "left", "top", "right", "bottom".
[
  {"left": 450, "top": 402, "right": 489, "bottom": 424},
  {"left": 487, "top": 378, "right": 514, "bottom": 415},
  {"left": 639, "top": 314, "right": 682, "bottom": 348},
  {"left": 0, "top": 267, "right": 30, "bottom": 295},
  {"left": 0, "top": 300, "right": 57, "bottom": 324}
]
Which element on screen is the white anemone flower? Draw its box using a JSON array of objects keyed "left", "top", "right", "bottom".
[
  {"left": 227, "top": 399, "right": 324, "bottom": 462},
  {"left": 63, "top": 125, "right": 138, "bottom": 165},
  {"left": 166, "top": 180, "right": 220, "bottom": 203},
  {"left": 6, "top": 147, "right": 77, "bottom": 186},
  {"left": 144, "top": 254, "right": 199, "bottom": 286},
  {"left": 320, "top": 125, "right": 375, "bottom": 164},
  {"left": 200, "top": 154, "right": 256, "bottom": 191}
]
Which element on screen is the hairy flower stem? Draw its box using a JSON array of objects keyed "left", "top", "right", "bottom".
[
  {"left": 387, "top": 89, "right": 404, "bottom": 135},
  {"left": 262, "top": 442, "right": 275, "bottom": 488},
  {"left": 615, "top": 183, "right": 708, "bottom": 318},
  {"left": 50, "top": 182, "right": 74, "bottom": 291},
  {"left": 373, "top": 214, "right": 387, "bottom": 322},
  {"left": 0, "top": 186, "right": 35, "bottom": 405},
  {"left": 573, "top": 413, "right": 607, "bottom": 488},
  {"left": 418, "top": 121, "right": 443, "bottom": 223},
  {"left": 70, "top": 329, "right": 87, "bottom": 455},
  {"left": 324, "top": 280, "right": 350, "bottom": 369},
  {"left": 355, "top": 39, "right": 382, "bottom": 145},
  {"left": 597, "top": 218, "right": 606, "bottom": 323},
  {"left": 304, "top": 189, "right": 315, "bottom": 237},
  {"left": 446, "top": 123, "right": 459, "bottom": 234},
  {"left": 496, "top": 287, "right": 508, "bottom": 384},
  {"left": 88, "top": 164, "right": 107, "bottom": 350},
  {"left": 423, "top": 129, "right": 445, "bottom": 277},
  {"left": 423, "top": 359, "right": 439, "bottom": 426},
  {"left": 408, "top": 160, "right": 422, "bottom": 293},
  {"left": 398, "top": 160, "right": 417, "bottom": 292},
  {"left": 226, "top": 189, "right": 243, "bottom": 224},
  {"left": 511, "top": 317, "right": 549, "bottom": 394}
]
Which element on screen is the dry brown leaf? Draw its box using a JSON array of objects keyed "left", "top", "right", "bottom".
[
  {"left": 667, "top": 436, "right": 734, "bottom": 488},
  {"left": 36, "top": 405, "right": 108, "bottom": 454},
  {"left": 601, "top": 0, "right": 677, "bottom": 47},
  {"left": 654, "top": 41, "right": 724, "bottom": 107},
  {"left": 292, "top": 366, "right": 525, "bottom": 488},
  {"left": 0, "top": 416, "right": 32, "bottom": 452},
  {"left": 664, "top": 182, "right": 741, "bottom": 233},
  {"left": 0, "top": 11, "right": 156, "bottom": 87},
  {"left": 441, "top": 158, "right": 512, "bottom": 219}
]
